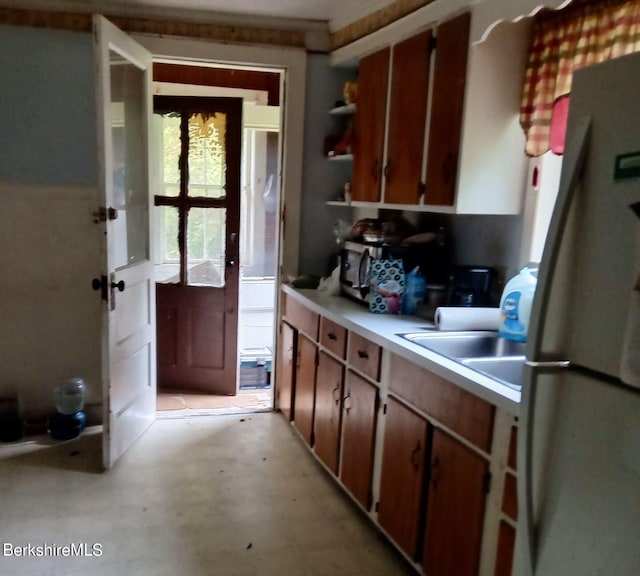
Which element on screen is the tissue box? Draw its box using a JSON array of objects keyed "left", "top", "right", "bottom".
[{"left": 369, "top": 259, "right": 405, "bottom": 314}]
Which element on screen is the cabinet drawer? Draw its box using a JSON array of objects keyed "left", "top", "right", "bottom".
[
  {"left": 282, "top": 293, "right": 319, "bottom": 340},
  {"left": 320, "top": 318, "right": 347, "bottom": 359},
  {"left": 389, "top": 353, "right": 494, "bottom": 452},
  {"left": 348, "top": 332, "right": 381, "bottom": 381}
]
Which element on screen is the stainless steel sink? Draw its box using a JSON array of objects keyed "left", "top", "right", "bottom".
[
  {"left": 460, "top": 357, "right": 525, "bottom": 390},
  {"left": 397, "top": 331, "right": 526, "bottom": 389},
  {"left": 399, "top": 331, "right": 526, "bottom": 359}
]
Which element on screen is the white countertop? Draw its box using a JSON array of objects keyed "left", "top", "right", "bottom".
[{"left": 282, "top": 285, "right": 521, "bottom": 415}]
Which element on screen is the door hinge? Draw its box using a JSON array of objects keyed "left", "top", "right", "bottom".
[
  {"left": 483, "top": 471, "right": 492, "bottom": 494},
  {"left": 92, "top": 206, "right": 118, "bottom": 223}
]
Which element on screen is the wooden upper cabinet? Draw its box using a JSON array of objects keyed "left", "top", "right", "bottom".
[
  {"left": 385, "top": 30, "right": 433, "bottom": 205},
  {"left": 422, "top": 428, "right": 489, "bottom": 576},
  {"left": 425, "top": 11, "right": 471, "bottom": 206},
  {"left": 352, "top": 48, "right": 390, "bottom": 203}
]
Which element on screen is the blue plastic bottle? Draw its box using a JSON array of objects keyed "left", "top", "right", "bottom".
[
  {"left": 499, "top": 267, "right": 538, "bottom": 342},
  {"left": 403, "top": 267, "right": 426, "bottom": 315}
]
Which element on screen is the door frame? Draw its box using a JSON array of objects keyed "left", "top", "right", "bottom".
[{"left": 134, "top": 35, "right": 306, "bottom": 409}]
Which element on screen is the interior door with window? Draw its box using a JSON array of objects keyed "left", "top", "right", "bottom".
[
  {"left": 154, "top": 96, "right": 242, "bottom": 395},
  {"left": 94, "top": 16, "right": 156, "bottom": 469}
]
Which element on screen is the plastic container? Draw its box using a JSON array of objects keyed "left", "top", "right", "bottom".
[
  {"left": 54, "top": 377, "right": 86, "bottom": 415},
  {"left": 403, "top": 267, "right": 426, "bottom": 315},
  {"left": 499, "top": 267, "right": 538, "bottom": 342}
]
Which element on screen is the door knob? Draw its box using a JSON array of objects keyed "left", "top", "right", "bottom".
[{"left": 111, "top": 280, "right": 125, "bottom": 292}]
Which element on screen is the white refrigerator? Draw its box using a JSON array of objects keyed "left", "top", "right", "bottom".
[{"left": 518, "top": 53, "right": 640, "bottom": 575}]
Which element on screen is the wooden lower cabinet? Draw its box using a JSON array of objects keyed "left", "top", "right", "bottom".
[
  {"left": 340, "top": 370, "right": 378, "bottom": 510},
  {"left": 293, "top": 334, "right": 317, "bottom": 446},
  {"left": 378, "top": 397, "right": 429, "bottom": 559},
  {"left": 494, "top": 521, "right": 516, "bottom": 576},
  {"left": 422, "top": 429, "right": 489, "bottom": 576},
  {"left": 277, "top": 322, "right": 296, "bottom": 420},
  {"left": 314, "top": 352, "right": 344, "bottom": 474}
]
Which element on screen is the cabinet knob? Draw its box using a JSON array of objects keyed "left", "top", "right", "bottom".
[
  {"left": 371, "top": 159, "right": 380, "bottom": 182},
  {"left": 357, "top": 350, "right": 369, "bottom": 359},
  {"left": 327, "top": 332, "right": 338, "bottom": 341},
  {"left": 343, "top": 392, "right": 353, "bottom": 414},
  {"left": 332, "top": 384, "right": 341, "bottom": 404},
  {"left": 410, "top": 441, "right": 422, "bottom": 472},
  {"left": 384, "top": 160, "right": 393, "bottom": 182}
]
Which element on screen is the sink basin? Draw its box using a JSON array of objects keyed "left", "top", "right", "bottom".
[
  {"left": 399, "top": 331, "right": 526, "bottom": 359},
  {"left": 460, "top": 357, "right": 525, "bottom": 390},
  {"left": 397, "top": 331, "right": 526, "bottom": 389}
]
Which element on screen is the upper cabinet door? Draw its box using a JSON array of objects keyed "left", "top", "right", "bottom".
[
  {"left": 425, "top": 12, "right": 471, "bottom": 206},
  {"left": 352, "top": 47, "right": 390, "bottom": 203},
  {"left": 385, "top": 30, "right": 433, "bottom": 205}
]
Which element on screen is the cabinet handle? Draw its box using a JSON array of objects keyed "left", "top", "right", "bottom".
[
  {"left": 332, "top": 384, "right": 341, "bottom": 405},
  {"left": 410, "top": 441, "right": 422, "bottom": 472},
  {"left": 343, "top": 392, "right": 353, "bottom": 414},
  {"left": 371, "top": 159, "right": 380, "bottom": 182},
  {"left": 327, "top": 332, "right": 338, "bottom": 341},
  {"left": 384, "top": 159, "right": 393, "bottom": 182},
  {"left": 357, "top": 350, "right": 369, "bottom": 359}
]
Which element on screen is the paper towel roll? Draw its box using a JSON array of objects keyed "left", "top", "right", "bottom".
[{"left": 435, "top": 307, "right": 501, "bottom": 331}]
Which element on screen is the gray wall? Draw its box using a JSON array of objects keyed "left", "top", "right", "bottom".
[
  {"left": 0, "top": 25, "right": 97, "bottom": 185},
  {"left": 298, "top": 54, "right": 355, "bottom": 278},
  {"left": 0, "top": 26, "right": 100, "bottom": 421}
]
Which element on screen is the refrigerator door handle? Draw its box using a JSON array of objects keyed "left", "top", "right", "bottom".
[
  {"left": 526, "top": 116, "right": 592, "bottom": 360},
  {"left": 519, "top": 361, "right": 570, "bottom": 576}
]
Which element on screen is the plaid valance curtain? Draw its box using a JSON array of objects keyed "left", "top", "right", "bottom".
[{"left": 520, "top": 0, "right": 640, "bottom": 157}]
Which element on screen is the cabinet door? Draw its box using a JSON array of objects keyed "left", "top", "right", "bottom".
[
  {"left": 422, "top": 428, "right": 489, "bottom": 576},
  {"left": 385, "top": 30, "right": 433, "bottom": 205},
  {"left": 378, "top": 397, "right": 428, "bottom": 559},
  {"left": 494, "top": 521, "right": 516, "bottom": 576},
  {"left": 352, "top": 48, "right": 390, "bottom": 203},
  {"left": 294, "top": 334, "right": 317, "bottom": 446},
  {"left": 340, "top": 370, "right": 378, "bottom": 510},
  {"left": 425, "top": 12, "right": 471, "bottom": 206},
  {"left": 277, "top": 322, "right": 296, "bottom": 420},
  {"left": 314, "top": 352, "right": 344, "bottom": 474}
]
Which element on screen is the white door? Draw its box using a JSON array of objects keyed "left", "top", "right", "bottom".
[{"left": 94, "top": 16, "right": 156, "bottom": 469}]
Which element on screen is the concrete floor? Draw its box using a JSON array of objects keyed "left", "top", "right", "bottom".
[{"left": 0, "top": 413, "right": 412, "bottom": 576}]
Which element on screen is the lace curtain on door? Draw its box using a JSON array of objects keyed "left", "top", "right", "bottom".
[{"left": 520, "top": 0, "right": 640, "bottom": 157}]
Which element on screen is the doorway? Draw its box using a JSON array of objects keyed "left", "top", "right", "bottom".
[{"left": 152, "top": 64, "right": 282, "bottom": 415}]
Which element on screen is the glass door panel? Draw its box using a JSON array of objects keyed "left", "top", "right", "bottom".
[
  {"left": 109, "top": 49, "right": 148, "bottom": 269},
  {"left": 187, "top": 207, "right": 227, "bottom": 287},
  {"left": 188, "top": 112, "right": 227, "bottom": 199}
]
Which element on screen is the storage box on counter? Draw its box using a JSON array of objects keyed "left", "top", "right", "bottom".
[{"left": 369, "top": 259, "right": 404, "bottom": 314}]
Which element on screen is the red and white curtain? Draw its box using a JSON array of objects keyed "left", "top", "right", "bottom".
[{"left": 520, "top": 0, "right": 640, "bottom": 157}]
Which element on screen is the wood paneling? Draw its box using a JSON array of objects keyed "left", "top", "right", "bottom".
[
  {"left": 277, "top": 322, "right": 296, "bottom": 420},
  {"left": 331, "top": 0, "right": 437, "bottom": 50},
  {"left": 348, "top": 332, "right": 381, "bottom": 381},
  {"left": 0, "top": 8, "right": 305, "bottom": 48},
  {"left": 425, "top": 12, "right": 471, "bottom": 206},
  {"left": 154, "top": 63, "right": 281, "bottom": 106},
  {"left": 389, "top": 353, "right": 494, "bottom": 452},
  {"left": 314, "top": 352, "right": 344, "bottom": 474},
  {"left": 385, "top": 30, "right": 432, "bottom": 204},
  {"left": 320, "top": 317, "right": 347, "bottom": 359},
  {"left": 340, "top": 370, "right": 378, "bottom": 510},
  {"left": 352, "top": 48, "right": 389, "bottom": 203},
  {"left": 282, "top": 294, "right": 319, "bottom": 341},
  {"left": 502, "top": 472, "right": 518, "bottom": 521},
  {"left": 422, "top": 429, "right": 489, "bottom": 576},
  {"left": 378, "top": 397, "right": 428, "bottom": 559},
  {"left": 494, "top": 521, "right": 516, "bottom": 576},
  {"left": 293, "top": 334, "right": 317, "bottom": 446}
]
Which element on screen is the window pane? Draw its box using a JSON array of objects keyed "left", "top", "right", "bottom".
[
  {"left": 110, "top": 49, "right": 149, "bottom": 268},
  {"left": 188, "top": 112, "right": 227, "bottom": 199},
  {"left": 159, "top": 114, "right": 180, "bottom": 197},
  {"left": 187, "top": 208, "right": 226, "bottom": 287},
  {"left": 155, "top": 205, "right": 180, "bottom": 284}
]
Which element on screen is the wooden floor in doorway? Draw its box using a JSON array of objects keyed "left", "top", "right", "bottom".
[{"left": 157, "top": 389, "right": 272, "bottom": 417}]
